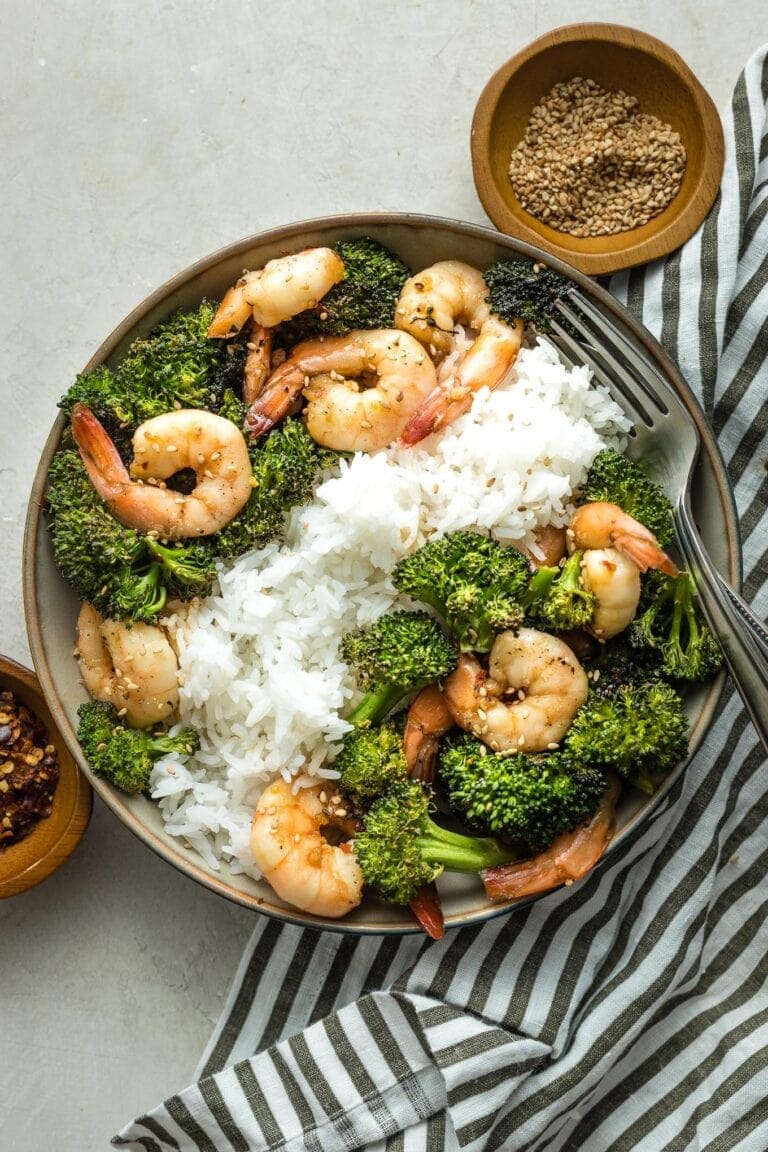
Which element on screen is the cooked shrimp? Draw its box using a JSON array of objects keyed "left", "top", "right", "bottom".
[
  {"left": 401, "top": 315, "right": 524, "bottom": 444},
  {"left": 568, "top": 502, "right": 678, "bottom": 576},
  {"left": 72, "top": 404, "right": 253, "bottom": 539},
  {"left": 443, "top": 629, "right": 589, "bottom": 753},
  {"left": 482, "top": 776, "right": 620, "bottom": 901},
  {"left": 580, "top": 547, "right": 642, "bottom": 640},
  {"left": 394, "top": 260, "right": 523, "bottom": 444},
  {"left": 76, "top": 602, "right": 179, "bottom": 728},
  {"left": 404, "top": 684, "right": 454, "bottom": 783},
  {"left": 395, "top": 260, "right": 491, "bottom": 354},
  {"left": 245, "top": 329, "right": 438, "bottom": 451},
  {"left": 243, "top": 320, "right": 274, "bottom": 405},
  {"left": 250, "top": 778, "right": 363, "bottom": 918},
  {"left": 207, "top": 247, "right": 344, "bottom": 337},
  {"left": 524, "top": 523, "right": 568, "bottom": 569}
]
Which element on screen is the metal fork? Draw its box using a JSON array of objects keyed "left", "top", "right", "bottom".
[{"left": 547, "top": 289, "right": 768, "bottom": 752}]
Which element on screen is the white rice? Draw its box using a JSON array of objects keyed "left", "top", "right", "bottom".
[{"left": 150, "top": 339, "right": 632, "bottom": 876}]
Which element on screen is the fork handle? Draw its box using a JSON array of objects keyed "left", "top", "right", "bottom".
[{"left": 675, "top": 493, "right": 768, "bottom": 751}]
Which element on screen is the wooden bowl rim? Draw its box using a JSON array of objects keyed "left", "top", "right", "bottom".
[
  {"left": 0, "top": 654, "right": 92, "bottom": 898},
  {"left": 471, "top": 22, "right": 725, "bottom": 275}
]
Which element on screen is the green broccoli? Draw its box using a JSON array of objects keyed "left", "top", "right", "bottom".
[
  {"left": 59, "top": 302, "right": 245, "bottom": 432},
  {"left": 439, "top": 732, "right": 606, "bottom": 853},
  {"left": 580, "top": 448, "right": 675, "bottom": 548},
  {"left": 630, "top": 570, "right": 724, "bottom": 682},
  {"left": 340, "top": 610, "right": 457, "bottom": 727},
  {"left": 392, "top": 531, "right": 532, "bottom": 652},
  {"left": 483, "top": 258, "right": 571, "bottom": 332},
  {"left": 46, "top": 441, "right": 159, "bottom": 621},
  {"left": 584, "top": 635, "right": 664, "bottom": 699},
  {"left": 354, "top": 779, "right": 515, "bottom": 906},
  {"left": 535, "top": 551, "right": 597, "bottom": 631},
  {"left": 57, "top": 364, "right": 136, "bottom": 455},
  {"left": 46, "top": 438, "right": 219, "bottom": 620},
  {"left": 214, "top": 418, "right": 327, "bottom": 557},
  {"left": 333, "top": 717, "right": 409, "bottom": 808},
  {"left": 76, "top": 701, "right": 200, "bottom": 794},
  {"left": 276, "top": 237, "right": 410, "bottom": 344},
  {"left": 115, "top": 300, "right": 241, "bottom": 421},
  {"left": 145, "top": 538, "right": 218, "bottom": 600},
  {"left": 110, "top": 561, "right": 168, "bottom": 619},
  {"left": 564, "top": 681, "right": 689, "bottom": 794}
]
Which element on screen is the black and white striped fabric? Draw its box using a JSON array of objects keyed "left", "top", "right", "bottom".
[{"left": 115, "top": 48, "right": 768, "bottom": 1152}]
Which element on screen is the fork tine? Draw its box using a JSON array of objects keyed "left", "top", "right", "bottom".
[
  {"left": 561, "top": 291, "right": 671, "bottom": 416},
  {"left": 548, "top": 315, "right": 654, "bottom": 428}
]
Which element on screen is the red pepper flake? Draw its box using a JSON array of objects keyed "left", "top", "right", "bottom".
[{"left": 0, "top": 690, "right": 60, "bottom": 848}]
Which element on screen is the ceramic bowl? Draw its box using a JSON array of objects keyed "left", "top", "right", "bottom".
[
  {"left": 23, "top": 212, "right": 739, "bottom": 932},
  {"left": 0, "top": 653, "right": 92, "bottom": 898},
  {"left": 471, "top": 24, "right": 724, "bottom": 276}
]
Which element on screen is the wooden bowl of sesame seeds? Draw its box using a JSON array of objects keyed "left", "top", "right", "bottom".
[
  {"left": 0, "top": 654, "right": 92, "bottom": 898},
  {"left": 471, "top": 24, "right": 724, "bottom": 276}
]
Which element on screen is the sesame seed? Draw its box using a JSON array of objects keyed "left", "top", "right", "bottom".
[{"left": 508, "top": 76, "right": 686, "bottom": 237}]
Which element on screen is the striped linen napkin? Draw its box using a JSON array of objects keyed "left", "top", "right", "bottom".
[{"left": 115, "top": 47, "right": 768, "bottom": 1152}]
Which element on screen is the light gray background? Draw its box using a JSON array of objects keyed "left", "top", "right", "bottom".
[{"left": 1, "top": 3, "right": 762, "bottom": 1149}]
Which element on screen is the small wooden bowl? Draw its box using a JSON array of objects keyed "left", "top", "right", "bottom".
[
  {"left": 471, "top": 24, "right": 724, "bottom": 276},
  {"left": 0, "top": 655, "right": 92, "bottom": 898}
]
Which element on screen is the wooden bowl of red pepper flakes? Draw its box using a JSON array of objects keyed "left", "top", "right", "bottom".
[{"left": 0, "top": 654, "right": 91, "bottom": 898}]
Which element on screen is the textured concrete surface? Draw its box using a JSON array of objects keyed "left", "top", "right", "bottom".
[{"left": 1, "top": 3, "right": 763, "bottom": 1148}]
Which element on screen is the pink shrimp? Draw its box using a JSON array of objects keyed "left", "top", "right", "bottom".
[
  {"left": 400, "top": 315, "right": 524, "bottom": 444},
  {"left": 568, "top": 502, "right": 678, "bottom": 576},
  {"left": 403, "top": 684, "right": 454, "bottom": 784},
  {"left": 482, "top": 776, "right": 620, "bottom": 901},
  {"left": 245, "top": 329, "right": 437, "bottom": 451}
]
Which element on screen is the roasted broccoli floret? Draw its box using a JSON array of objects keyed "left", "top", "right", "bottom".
[
  {"left": 116, "top": 300, "right": 238, "bottom": 421},
  {"left": 46, "top": 438, "right": 220, "bottom": 619},
  {"left": 535, "top": 551, "right": 596, "bottom": 631},
  {"left": 564, "top": 681, "right": 688, "bottom": 794},
  {"left": 439, "top": 732, "right": 606, "bottom": 853},
  {"left": 46, "top": 441, "right": 163, "bottom": 621},
  {"left": 333, "top": 718, "right": 409, "bottom": 808},
  {"left": 110, "top": 561, "right": 168, "bottom": 619},
  {"left": 392, "top": 531, "right": 532, "bottom": 652},
  {"left": 57, "top": 365, "right": 136, "bottom": 455},
  {"left": 145, "top": 538, "right": 218, "bottom": 600},
  {"left": 215, "top": 418, "right": 328, "bottom": 557},
  {"left": 630, "top": 570, "right": 724, "bottom": 682},
  {"left": 354, "top": 779, "right": 514, "bottom": 905},
  {"left": 584, "top": 635, "right": 664, "bottom": 699},
  {"left": 340, "top": 610, "right": 457, "bottom": 727},
  {"left": 580, "top": 448, "right": 675, "bottom": 548},
  {"left": 483, "top": 258, "right": 571, "bottom": 332},
  {"left": 277, "top": 237, "right": 410, "bottom": 345},
  {"left": 59, "top": 302, "right": 244, "bottom": 432},
  {"left": 77, "top": 701, "right": 199, "bottom": 794}
]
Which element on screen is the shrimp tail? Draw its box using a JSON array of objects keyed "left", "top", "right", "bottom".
[
  {"left": 71, "top": 402, "right": 130, "bottom": 502},
  {"left": 244, "top": 368, "right": 304, "bottom": 438},
  {"left": 400, "top": 385, "right": 470, "bottom": 445},
  {"left": 481, "top": 776, "right": 620, "bottom": 901},
  {"left": 614, "top": 530, "right": 679, "bottom": 577},
  {"left": 207, "top": 282, "right": 253, "bottom": 338},
  {"left": 408, "top": 883, "right": 445, "bottom": 938},
  {"left": 404, "top": 684, "right": 454, "bottom": 783},
  {"left": 242, "top": 322, "right": 274, "bottom": 405}
]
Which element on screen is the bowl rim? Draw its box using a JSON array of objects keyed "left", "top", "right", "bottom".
[
  {"left": 0, "top": 653, "right": 92, "bottom": 898},
  {"left": 23, "top": 210, "right": 740, "bottom": 932},
  {"left": 470, "top": 22, "right": 725, "bottom": 276}
]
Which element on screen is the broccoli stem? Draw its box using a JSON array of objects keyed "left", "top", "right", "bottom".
[
  {"left": 347, "top": 683, "right": 406, "bottom": 727},
  {"left": 416, "top": 820, "right": 516, "bottom": 872},
  {"left": 522, "top": 565, "right": 558, "bottom": 609}
]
